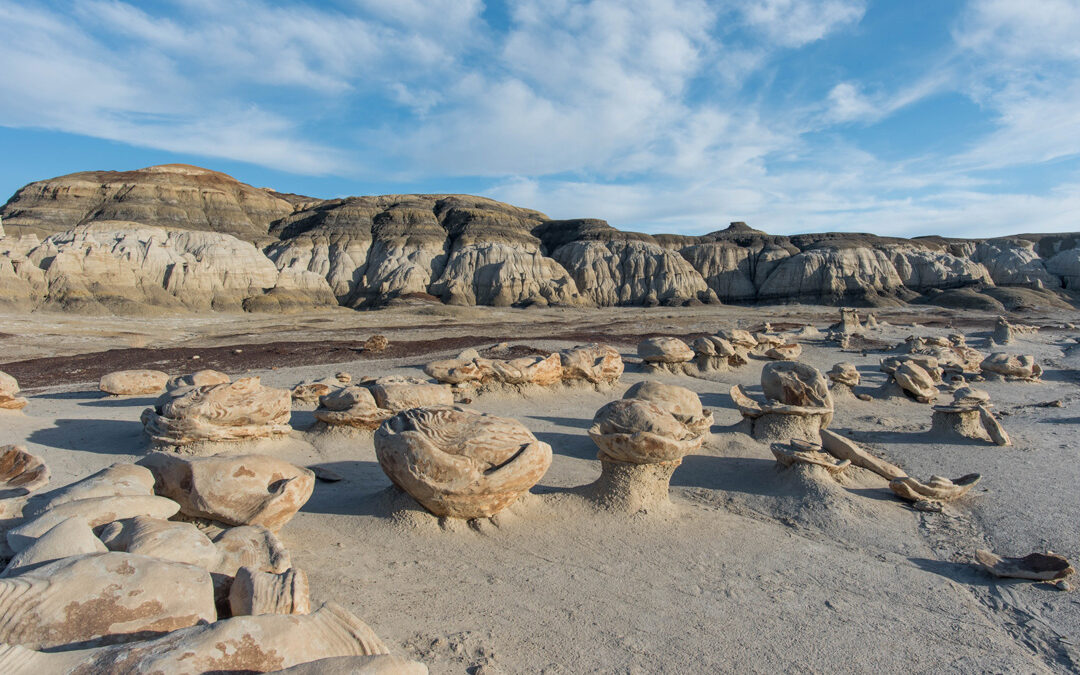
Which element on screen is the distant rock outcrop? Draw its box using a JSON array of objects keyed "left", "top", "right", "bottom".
[{"left": 3, "top": 164, "right": 1079, "bottom": 313}]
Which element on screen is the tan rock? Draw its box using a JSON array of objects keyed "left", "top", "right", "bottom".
[
  {"left": 889, "top": 474, "right": 981, "bottom": 502},
  {"left": 893, "top": 362, "right": 939, "bottom": 403},
  {"left": 99, "top": 516, "right": 221, "bottom": 569},
  {"left": 490, "top": 353, "right": 564, "bottom": 386},
  {"left": 819, "top": 429, "right": 905, "bottom": 480},
  {"left": 764, "top": 343, "right": 802, "bottom": 360},
  {"left": 167, "top": 369, "right": 230, "bottom": 390},
  {"left": 558, "top": 343, "right": 624, "bottom": 384},
  {"left": 637, "top": 337, "right": 694, "bottom": 363},
  {"left": 623, "top": 380, "right": 714, "bottom": 435},
  {"left": 292, "top": 380, "right": 335, "bottom": 404},
  {"left": 0, "top": 601, "right": 392, "bottom": 674},
  {"left": 315, "top": 386, "right": 396, "bottom": 430},
  {"left": 0, "top": 371, "right": 28, "bottom": 410},
  {"left": 212, "top": 526, "right": 292, "bottom": 577},
  {"left": 369, "top": 377, "right": 454, "bottom": 412},
  {"left": 364, "top": 334, "right": 389, "bottom": 352},
  {"left": 992, "top": 316, "right": 1014, "bottom": 345},
  {"left": 838, "top": 307, "right": 861, "bottom": 334},
  {"left": 1, "top": 517, "right": 106, "bottom": 577},
  {"left": 980, "top": 353, "right": 1042, "bottom": 381},
  {"left": 762, "top": 361, "right": 833, "bottom": 411},
  {"left": 99, "top": 369, "right": 169, "bottom": 396},
  {"left": 335, "top": 371, "right": 352, "bottom": 384},
  {"left": 228, "top": 566, "right": 310, "bottom": 616},
  {"left": 25, "top": 462, "right": 154, "bottom": 516},
  {"left": 589, "top": 399, "right": 705, "bottom": 465},
  {"left": 771, "top": 441, "right": 850, "bottom": 475},
  {"left": 375, "top": 405, "right": 552, "bottom": 519},
  {"left": 7, "top": 495, "right": 181, "bottom": 552},
  {"left": 827, "top": 362, "right": 860, "bottom": 387},
  {"left": 139, "top": 453, "right": 315, "bottom": 531},
  {"left": 732, "top": 362, "right": 833, "bottom": 443},
  {"left": 975, "top": 550, "right": 1074, "bottom": 581},
  {"left": 0, "top": 445, "right": 49, "bottom": 495},
  {"left": 0, "top": 552, "right": 215, "bottom": 650},
  {"left": 141, "top": 376, "right": 292, "bottom": 446},
  {"left": 717, "top": 328, "right": 757, "bottom": 349}
]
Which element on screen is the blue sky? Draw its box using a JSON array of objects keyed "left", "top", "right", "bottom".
[{"left": 1, "top": 0, "right": 1078, "bottom": 238}]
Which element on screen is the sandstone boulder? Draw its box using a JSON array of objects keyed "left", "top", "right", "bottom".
[
  {"left": 637, "top": 337, "right": 694, "bottom": 363},
  {"left": 0, "top": 445, "right": 49, "bottom": 495},
  {"left": 1, "top": 517, "right": 106, "bottom": 577},
  {"left": 890, "top": 474, "right": 981, "bottom": 503},
  {"left": 369, "top": 377, "right": 454, "bottom": 412},
  {"left": 315, "top": 386, "right": 396, "bottom": 430},
  {"left": 99, "top": 516, "right": 221, "bottom": 570},
  {"left": 622, "top": 380, "right": 714, "bottom": 435},
  {"left": 7, "top": 495, "right": 181, "bottom": 553},
  {"left": 892, "top": 362, "right": 939, "bottom": 403},
  {"left": 558, "top": 343, "right": 624, "bottom": 384},
  {"left": 228, "top": 566, "right": 311, "bottom": 616},
  {"left": 827, "top": 362, "right": 860, "bottom": 387},
  {"left": 99, "top": 369, "right": 169, "bottom": 396},
  {"left": 25, "top": 463, "right": 154, "bottom": 516},
  {"left": 733, "top": 361, "right": 834, "bottom": 443},
  {"left": 167, "top": 369, "right": 230, "bottom": 391},
  {"left": 0, "top": 371, "right": 28, "bottom": 410},
  {"left": 139, "top": 453, "right": 315, "bottom": 531},
  {"left": 0, "top": 552, "right": 215, "bottom": 650},
  {"left": 771, "top": 440, "right": 850, "bottom": 475},
  {"left": 980, "top": 353, "right": 1042, "bottom": 381},
  {"left": 374, "top": 405, "right": 552, "bottom": 519},
  {"left": 141, "top": 377, "right": 292, "bottom": 447},
  {"left": 975, "top": 550, "right": 1075, "bottom": 581}
]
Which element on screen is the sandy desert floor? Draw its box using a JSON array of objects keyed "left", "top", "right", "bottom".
[{"left": 2, "top": 303, "right": 1079, "bottom": 673}]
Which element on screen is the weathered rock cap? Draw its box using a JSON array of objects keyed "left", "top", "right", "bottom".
[
  {"left": 167, "top": 369, "right": 230, "bottom": 391},
  {"left": 141, "top": 376, "right": 292, "bottom": 445},
  {"left": 0, "top": 445, "right": 49, "bottom": 495},
  {"left": 374, "top": 405, "right": 552, "bottom": 519},
  {"left": 0, "top": 371, "right": 28, "bottom": 410},
  {"left": 623, "top": 380, "right": 713, "bottom": 435},
  {"left": 637, "top": 337, "right": 694, "bottom": 363},
  {"left": 99, "top": 369, "right": 169, "bottom": 396}
]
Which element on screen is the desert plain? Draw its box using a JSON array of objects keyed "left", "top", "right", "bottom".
[{"left": 2, "top": 301, "right": 1079, "bottom": 673}]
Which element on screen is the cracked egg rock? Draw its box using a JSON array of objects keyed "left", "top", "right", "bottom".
[{"left": 374, "top": 405, "right": 552, "bottom": 519}]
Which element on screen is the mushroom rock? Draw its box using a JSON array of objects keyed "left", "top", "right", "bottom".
[
  {"left": 0, "top": 602, "right": 394, "bottom": 674},
  {"left": 891, "top": 362, "right": 939, "bottom": 403},
  {"left": 992, "top": 316, "right": 1014, "bottom": 345},
  {"left": 141, "top": 377, "right": 292, "bottom": 449},
  {"left": 0, "top": 371, "right": 28, "bottom": 410},
  {"left": 139, "top": 453, "right": 315, "bottom": 531},
  {"left": 1, "top": 517, "right": 106, "bottom": 577},
  {"left": 314, "top": 386, "right": 395, "bottom": 431},
  {"left": 980, "top": 353, "right": 1043, "bottom": 381},
  {"left": 837, "top": 307, "right": 861, "bottom": 335},
  {"left": 717, "top": 328, "right": 757, "bottom": 351},
  {"left": 731, "top": 361, "right": 833, "bottom": 444},
  {"left": 637, "top": 337, "right": 694, "bottom": 369},
  {"left": 931, "top": 387, "right": 1010, "bottom": 446},
  {"left": 764, "top": 343, "right": 802, "bottom": 360},
  {"left": 0, "top": 446, "right": 49, "bottom": 495},
  {"left": 228, "top": 565, "right": 310, "bottom": 616},
  {"left": 7, "top": 495, "right": 181, "bottom": 553},
  {"left": 99, "top": 516, "right": 221, "bottom": 570},
  {"left": 819, "top": 429, "right": 905, "bottom": 480},
  {"left": 975, "top": 550, "right": 1074, "bottom": 581},
  {"left": 368, "top": 377, "right": 454, "bottom": 412},
  {"left": 167, "top": 369, "right": 231, "bottom": 391},
  {"left": 889, "top": 474, "right": 981, "bottom": 503},
  {"left": 771, "top": 440, "right": 850, "bottom": 475},
  {"left": 881, "top": 355, "right": 944, "bottom": 383},
  {"left": 587, "top": 392, "right": 709, "bottom": 512},
  {"left": 558, "top": 343, "right": 624, "bottom": 385},
  {"left": 827, "top": 363, "right": 861, "bottom": 398},
  {"left": 0, "top": 552, "right": 216, "bottom": 650},
  {"left": 374, "top": 405, "right": 552, "bottom": 519},
  {"left": 690, "top": 335, "right": 744, "bottom": 372},
  {"left": 99, "top": 369, "right": 169, "bottom": 396},
  {"left": 24, "top": 462, "right": 154, "bottom": 516}
]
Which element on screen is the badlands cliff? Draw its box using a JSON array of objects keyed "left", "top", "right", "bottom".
[{"left": 1, "top": 164, "right": 1078, "bottom": 314}]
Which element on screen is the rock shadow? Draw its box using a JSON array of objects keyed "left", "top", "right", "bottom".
[
  {"left": 300, "top": 459, "right": 389, "bottom": 517},
  {"left": 28, "top": 418, "right": 146, "bottom": 454}
]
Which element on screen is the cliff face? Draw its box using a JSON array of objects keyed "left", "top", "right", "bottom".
[{"left": 2, "top": 165, "right": 1078, "bottom": 314}]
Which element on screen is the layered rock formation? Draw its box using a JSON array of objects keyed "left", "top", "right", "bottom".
[{"left": 4, "top": 165, "right": 1080, "bottom": 312}]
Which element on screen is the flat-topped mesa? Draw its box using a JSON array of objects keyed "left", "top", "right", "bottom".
[
  {"left": 931, "top": 387, "right": 1011, "bottom": 446},
  {"left": 374, "top": 405, "right": 552, "bottom": 519},
  {"left": 731, "top": 361, "right": 834, "bottom": 444},
  {"left": 0, "top": 371, "right": 28, "bottom": 410},
  {"left": 140, "top": 377, "right": 292, "bottom": 451},
  {"left": 587, "top": 382, "right": 712, "bottom": 512}
]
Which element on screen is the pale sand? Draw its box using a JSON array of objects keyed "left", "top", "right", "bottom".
[{"left": 1, "top": 305, "right": 1079, "bottom": 673}]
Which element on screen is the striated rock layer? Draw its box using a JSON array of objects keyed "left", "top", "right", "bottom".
[{"left": 4, "top": 165, "right": 1080, "bottom": 312}]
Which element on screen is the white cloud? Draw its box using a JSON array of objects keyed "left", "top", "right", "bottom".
[{"left": 738, "top": 0, "right": 866, "bottom": 48}]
